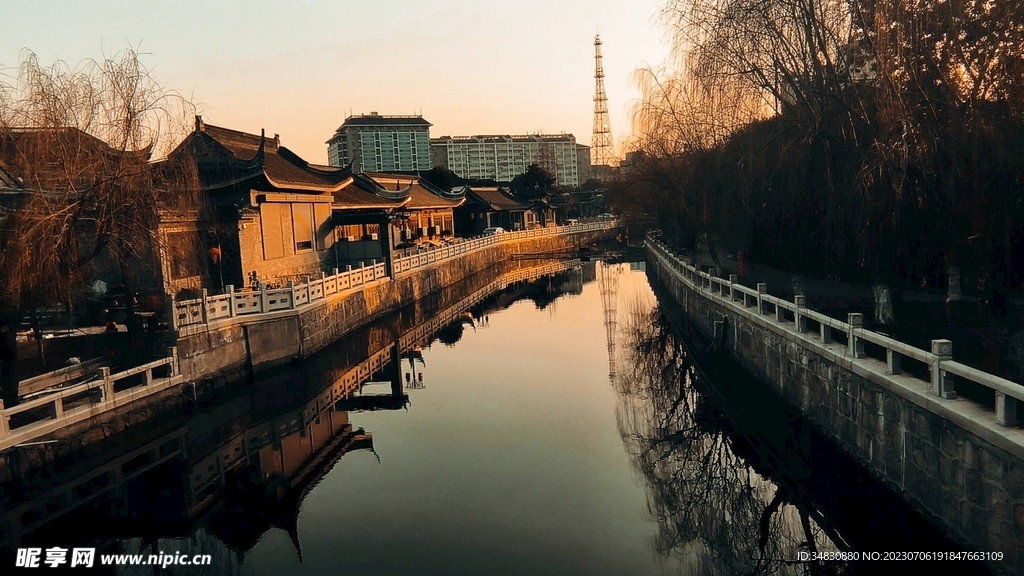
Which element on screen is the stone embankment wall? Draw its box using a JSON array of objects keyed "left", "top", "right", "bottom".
[
  {"left": 177, "top": 230, "right": 610, "bottom": 386},
  {"left": 647, "top": 240, "right": 1024, "bottom": 576}
]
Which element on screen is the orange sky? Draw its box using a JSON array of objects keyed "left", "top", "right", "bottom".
[{"left": 2, "top": 0, "right": 672, "bottom": 164}]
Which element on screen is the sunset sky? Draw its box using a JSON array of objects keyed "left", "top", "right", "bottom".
[{"left": 2, "top": 0, "right": 672, "bottom": 163}]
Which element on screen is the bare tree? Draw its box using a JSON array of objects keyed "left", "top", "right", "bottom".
[{"left": 0, "top": 47, "right": 198, "bottom": 405}]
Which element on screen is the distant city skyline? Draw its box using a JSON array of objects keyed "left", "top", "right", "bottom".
[{"left": 1, "top": 0, "right": 671, "bottom": 164}]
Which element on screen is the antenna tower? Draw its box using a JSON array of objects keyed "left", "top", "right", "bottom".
[
  {"left": 597, "top": 261, "right": 622, "bottom": 381},
  {"left": 591, "top": 35, "right": 614, "bottom": 168}
]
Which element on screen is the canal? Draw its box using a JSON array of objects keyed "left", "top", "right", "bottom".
[{"left": 0, "top": 259, "right": 996, "bottom": 575}]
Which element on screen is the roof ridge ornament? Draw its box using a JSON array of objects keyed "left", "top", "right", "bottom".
[{"left": 254, "top": 129, "right": 267, "bottom": 166}]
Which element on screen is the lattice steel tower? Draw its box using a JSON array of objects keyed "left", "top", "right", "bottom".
[
  {"left": 591, "top": 35, "right": 614, "bottom": 167},
  {"left": 597, "top": 261, "right": 622, "bottom": 381}
]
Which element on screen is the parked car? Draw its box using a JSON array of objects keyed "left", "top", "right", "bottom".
[
  {"left": 482, "top": 227, "right": 506, "bottom": 236},
  {"left": 565, "top": 218, "right": 580, "bottom": 225},
  {"left": 597, "top": 213, "right": 616, "bottom": 219}
]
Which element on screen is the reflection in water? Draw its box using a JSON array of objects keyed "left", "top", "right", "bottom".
[
  {"left": 0, "top": 258, "right": 588, "bottom": 574},
  {"left": 615, "top": 285, "right": 993, "bottom": 576},
  {"left": 0, "top": 260, "right": 989, "bottom": 576},
  {"left": 615, "top": 295, "right": 844, "bottom": 576}
]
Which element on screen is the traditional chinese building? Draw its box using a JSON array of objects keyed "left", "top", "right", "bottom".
[
  {"left": 356, "top": 172, "right": 465, "bottom": 247},
  {"left": 454, "top": 186, "right": 556, "bottom": 235},
  {"left": 167, "top": 118, "right": 412, "bottom": 294}
]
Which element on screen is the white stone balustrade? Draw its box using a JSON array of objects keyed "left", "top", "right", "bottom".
[
  {"left": 0, "top": 348, "right": 184, "bottom": 451},
  {"left": 646, "top": 231, "right": 1024, "bottom": 429},
  {"left": 172, "top": 220, "right": 618, "bottom": 331}
]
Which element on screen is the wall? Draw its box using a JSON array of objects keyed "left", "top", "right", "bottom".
[
  {"left": 647, "top": 243, "right": 1024, "bottom": 575},
  {"left": 177, "top": 229, "right": 612, "bottom": 385},
  {"left": 237, "top": 205, "right": 335, "bottom": 287}
]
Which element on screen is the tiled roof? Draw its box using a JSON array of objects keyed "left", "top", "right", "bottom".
[
  {"left": 0, "top": 127, "right": 152, "bottom": 191},
  {"left": 466, "top": 187, "right": 531, "bottom": 211},
  {"left": 170, "top": 119, "right": 411, "bottom": 210},
  {"left": 362, "top": 172, "right": 465, "bottom": 209},
  {"left": 0, "top": 162, "right": 22, "bottom": 190},
  {"left": 197, "top": 123, "right": 353, "bottom": 192}
]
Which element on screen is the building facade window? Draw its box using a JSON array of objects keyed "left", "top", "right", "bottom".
[{"left": 293, "top": 203, "right": 314, "bottom": 252}]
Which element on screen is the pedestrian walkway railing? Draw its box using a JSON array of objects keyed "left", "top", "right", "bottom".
[
  {"left": 646, "top": 231, "right": 1024, "bottom": 429},
  {"left": 173, "top": 219, "right": 619, "bottom": 330},
  {"left": 0, "top": 348, "right": 183, "bottom": 451}
]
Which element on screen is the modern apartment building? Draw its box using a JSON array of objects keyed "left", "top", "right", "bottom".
[
  {"left": 576, "top": 144, "right": 592, "bottom": 183},
  {"left": 430, "top": 134, "right": 583, "bottom": 187},
  {"left": 326, "top": 113, "right": 432, "bottom": 172}
]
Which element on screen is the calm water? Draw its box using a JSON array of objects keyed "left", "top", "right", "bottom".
[
  {"left": 2, "top": 260, "right": 993, "bottom": 575},
  {"left": 236, "top": 265, "right": 681, "bottom": 576}
]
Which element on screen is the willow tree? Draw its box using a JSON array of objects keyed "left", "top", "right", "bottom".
[
  {"left": 624, "top": 0, "right": 1024, "bottom": 310},
  {"left": 0, "top": 48, "right": 198, "bottom": 405}
]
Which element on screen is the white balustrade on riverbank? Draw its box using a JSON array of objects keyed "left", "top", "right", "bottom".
[
  {"left": 646, "top": 231, "right": 1024, "bottom": 430},
  {"left": 0, "top": 348, "right": 184, "bottom": 451},
  {"left": 173, "top": 219, "right": 618, "bottom": 330}
]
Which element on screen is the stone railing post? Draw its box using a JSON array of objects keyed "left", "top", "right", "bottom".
[
  {"left": 259, "top": 283, "right": 269, "bottom": 313},
  {"left": 756, "top": 283, "right": 767, "bottom": 314},
  {"left": 887, "top": 347, "right": 902, "bottom": 375},
  {"left": 225, "top": 285, "right": 236, "bottom": 317},
  {"left": 821, "top": 322, "right": 832, "bottom": 344},
  {"left": 930, "top": 339, "right": 956, "bottom": 399},
  {"left": 168, "top": 346, "right": 179, "bottom": 377},
  {"left": 100, "top": 367, "right": 113, "bottom": 402},
  {"left": 169, "top": 298, "right": 179, "bottom": 331},
  {"left": 0, "top": 405, "right": 8, "bottom": 438},
  {"left": 775, "top": 298, "right": 786, "bottom": 323},
  {"left": 303, "top": 276, "right": 311, "bottom": 304},
  {"left": 997, "top": 392, "right": 1018, "bottom": 426},
  {"left": 200, "top": 289, "right": 209, "bottom": 325},
  {"left": 729, "top": 274, "right": 738, "bottom": 302},
  {"left": 794, "top": 295, "right": 807, "bottom": 333},
  {"left": 287, "top": 280, "right": 295, "bottom": 309},
  {"left": 847, "top": 313, "right": 865, "bottom": 358}
]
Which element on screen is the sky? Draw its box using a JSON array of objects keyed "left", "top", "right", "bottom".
[{"left": 2, "top": 0, "right": 673, "bottom": 164}]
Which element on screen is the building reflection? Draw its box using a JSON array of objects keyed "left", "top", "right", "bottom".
[{"left": 0, "top": 257, "right": 588, "bottom": 570}]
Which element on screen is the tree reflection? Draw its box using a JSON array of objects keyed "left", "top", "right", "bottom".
[{"left": 616, "top": 297, "right": 850, "bottom": 576}]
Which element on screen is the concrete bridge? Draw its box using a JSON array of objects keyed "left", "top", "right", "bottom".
[{"left": 646, "top": 232, "right": 1024, "bottom": 576}]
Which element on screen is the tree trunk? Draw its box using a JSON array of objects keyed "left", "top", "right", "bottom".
[
  {"left": 0, "top": 312, "right": 20, "bottom": 408},
  {"left": 873, "top": 284, "right": 895, "bottom": 326},
  {"left": 119, "top": 261, "right": 145, "bottom": 359},
  {"left": 946, "top": 264, "right": 961, "bottom": 303},
  {"left": 30, "top": 307, "right": 45, "bottom": 368}
]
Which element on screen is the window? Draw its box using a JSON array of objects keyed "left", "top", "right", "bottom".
[
  {"left": 261, "top": 203, "right": 285, "bottom": 260},
  {"left": 314, "top": 203, "right": 332, "bottom": 251},
  {"left": 167, "top": 231, "right": 203, "bottom": 279},
  {"left": 293, "top": 203, "right": 314, "bottom": 252},
  {"left": 338, "top": 223, "right": 380, "bottom": 240}
]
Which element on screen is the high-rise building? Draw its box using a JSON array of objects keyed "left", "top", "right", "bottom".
[
  {"left": 430, "top": 134, "right": 581, "bottom": 186},
  {"left": 326, "top": 113, "right": 432, "bottom": 172},
  {"left": 576, "top": 144, "right": 592, "bottom": 183}
]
